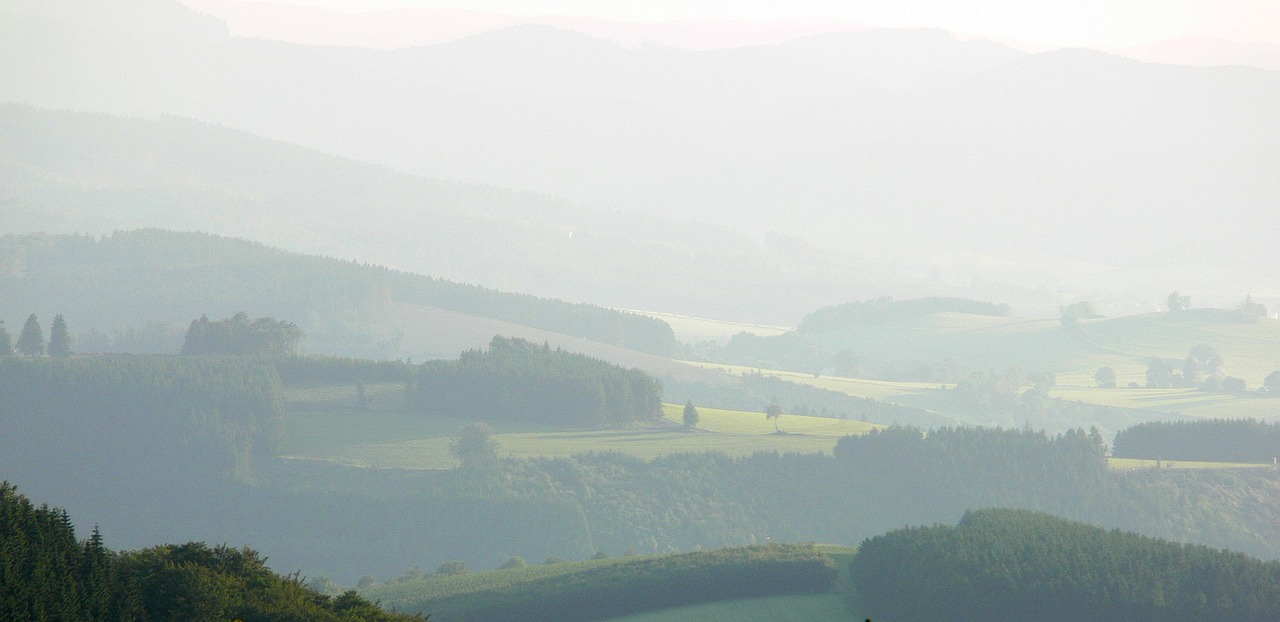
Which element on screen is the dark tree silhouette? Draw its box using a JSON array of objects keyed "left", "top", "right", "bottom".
[{"left": 16, "top": 313, "right": 44, "bottom": 356}]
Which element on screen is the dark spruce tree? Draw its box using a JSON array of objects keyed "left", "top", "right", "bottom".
[
  {"left": 48, "top": 314, "right": 72, "bottom": 357},
  {"left": 16, "top": 313, "right": 44, "bottom": 356}
]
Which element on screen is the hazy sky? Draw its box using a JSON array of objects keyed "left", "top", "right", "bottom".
[{"left": 283, "top": 0, "right": 1280, "bottom": 47}]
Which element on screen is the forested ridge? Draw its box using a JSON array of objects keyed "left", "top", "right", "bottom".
[
  {"left": 0, "top": 356, "right": 282, "bottom": 486},
  {"left": 1114, "top": 419, "right": 1280, "bottom": 464},
  {"left": 0, "top": 230, "right": 677, "bottom": 356},
  {"left": 415, "top": 337, "right": 662, "bottom": 427},
  {"left": 853, "top": 508, "right": 1280, "bottom": 622}
]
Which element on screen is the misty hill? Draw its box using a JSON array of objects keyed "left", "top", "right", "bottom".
[
  {"left": 721, "top": 302, "right": 1280, "bottom": 386},
  {"left": 0, "top": 104, "right": 924, "bottom": 324},
  {"left": 2, "top": 0, "right": 1276, "bottom": 308},
  {"left": 0, "top": 230, "right": 722, "bottom": 376}
]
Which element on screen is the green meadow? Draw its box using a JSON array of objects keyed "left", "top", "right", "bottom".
[{"left": 280, "top": 382, "right": 883, "bottom": 469}]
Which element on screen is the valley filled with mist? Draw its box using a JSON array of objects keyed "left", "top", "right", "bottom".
[{"left": 2, "top": 1, "right": 1278, "bottom": 620}]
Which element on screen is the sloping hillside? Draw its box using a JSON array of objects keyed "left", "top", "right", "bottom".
[{"left": 0, "top": 230, "right": 718, "bottom": 374}]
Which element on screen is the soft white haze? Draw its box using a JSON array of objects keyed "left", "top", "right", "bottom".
[{"left": 276, "top": 0, "right": 1280, "bottom": 47}]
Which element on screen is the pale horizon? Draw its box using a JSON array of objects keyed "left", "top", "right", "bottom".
[{"left": 232, "top": 0, "right": 1280, "bottom": 48}]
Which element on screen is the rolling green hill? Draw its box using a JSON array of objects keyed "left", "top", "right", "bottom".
[
  {"left": 817, "top": 308, "right": 1278, "bottom": 385},
  {"left": 710, "top": 304, "right": 1278, "bottom": 427},
  {"left": 361, "top": 544, "right": 841, "bottom": 622}
]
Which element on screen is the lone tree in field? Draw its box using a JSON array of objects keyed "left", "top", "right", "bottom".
[
  {"left": 682, "top": 400, "right": 699, "bottom": 429},
  {"left": 0, "top": 320, "right": 11, "bottom": 356},
  {"left": 47, "top": 314, "right": 71, "bottom": 357},
  {"left": 1094, "top": 367, "right": 1117, "bottom": 388},
  {"left": 1145, "top": 359, "right": 1174, "bottom": 388},
  {"left": 766, "top": 401, "right": 783, "bottom": 433},
  {"left": 1167, "top": 291, "right": 1190, "bottom": 312},
  {"left": 16, "top": 313, "right": 44, "bottom": 356},
  {"left": 451, "top": 422, "right": 500, "bottom": 466}
]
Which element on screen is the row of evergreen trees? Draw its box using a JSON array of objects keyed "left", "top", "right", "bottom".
[
  {"left": 1113, "top": 418, "right": 1280, "bottom": 464},
  {"left": 0, "top": 314, "right": 71, "bottom": 357},
  {"left": 414, "top": 337, "right": 662, "bottom": 428},
  {"left": 0, "top": 482, "right": 420, "bottom": 621},
  {"left": 852, "top": 508, "right": 1280, "bottom": 622}
]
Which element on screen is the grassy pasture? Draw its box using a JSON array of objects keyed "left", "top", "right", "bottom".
[
  {"left": 280, "top": 380, "right": 883, "bottom": 469},
  {"left": 1049, "top": 386, "right": 1280, "bottom": 420},
  {"left": 690, "top": 362, "right": 1277, "bottom": 423}
]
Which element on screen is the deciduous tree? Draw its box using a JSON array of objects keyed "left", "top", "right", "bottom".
[
  {"left": 1094, "top": 367, "right": 1116, "bottom": 388},
  {"left": 766, "top": 401, "right": 783, "bottom": 433}
]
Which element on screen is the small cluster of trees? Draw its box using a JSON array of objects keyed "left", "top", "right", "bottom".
[
  {"left": 1140, "top": 343, "right": 1251, "bottom": 392},
  {"left": 0, "top": 314, "right": 71, "bottom": 357},
  {"left": 414, "top": 337, "right": 663, "bottom": 428},
  {"left": 1167, "top": 291, "right": 1269, "bottom": 321},
  {"left": 181, "top": 312, "right": 303, "bottom": 356},
  {"left": 1060, "top": 300, "right": 1100, "bottom": 329}
]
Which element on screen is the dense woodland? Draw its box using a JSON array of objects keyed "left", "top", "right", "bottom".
[
  {"left": 1113, "top": 419, "right": 1280, "bottom": 464},
  {"left": 0, "top": 482, "right": 417, "bottom": 622},
  {"left": 0, "top": 356, "right": 281, "bottom": 487},
  {"left": 852, "top": 508, "right": 1280, "bottom": 622},
  {"left": 0, "top": 231, "right": 678, "bottom": 357},
  {"left": 415, "top": 337, "right": 662, "bottom": 427}
]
